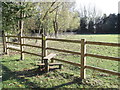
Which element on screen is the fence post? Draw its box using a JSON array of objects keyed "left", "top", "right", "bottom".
[
  {"left": 2, "top": 31, "right": 5, "bottom": 54},
  {"left": 20, "top": 35, "right": 24, "bottom": 60},
  {"left": 42, "top": 34, "right": 47, "bottom": 63},
  {"left": 4, "top": 34, "right": 7, "bottom": 54},
  {"left": 6, "top": 34, "right": 9, "bottom": 55},
  {"left": 81, "top": 39, "right": 86, "bottom": 79},
  {"left": 42, "top": 34, "right": 44, "bottom": 63},
  {"left": 22, "top": 37, "right": 25, "bottom": 59},
  {"left": 44, "top": 35, "right": 47, "bottom": 57}
]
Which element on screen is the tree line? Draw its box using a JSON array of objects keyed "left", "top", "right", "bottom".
[
  {"left": 77, "top": 13, "right": 120, "bottom": 34},
  {"left": 2, "top": 2, "right": 119, "bottom": 38}
]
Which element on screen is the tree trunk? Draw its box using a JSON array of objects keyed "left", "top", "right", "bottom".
[
  {"left": 55, "top": 30, "right": 57, "bottom": 38},
  {"left": 53, "top": 9, "right": 58, "bottom": 38},
  {"left": 55, "top": 20, "right": 58, "bottom": 38},
  {"left": 53, "top": 20, "right": 57, "bottom": 38},
  {"left": 19, "top": 2, "right": 24, "bottom": 37}
]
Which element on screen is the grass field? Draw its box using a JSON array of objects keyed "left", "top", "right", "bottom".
[{"left": 1, "top": 34, "right": 120, "bottom": 88}]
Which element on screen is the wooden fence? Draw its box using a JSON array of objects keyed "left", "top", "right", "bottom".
[{"left": 2, "top": 33, "right": 120, "bottom": 79}]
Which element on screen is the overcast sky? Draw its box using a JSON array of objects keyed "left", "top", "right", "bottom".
[{"left": 75, "top": 0, "right": 120, "bottom": 15}]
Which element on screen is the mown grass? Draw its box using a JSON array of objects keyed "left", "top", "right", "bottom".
[{"left": 1, "top": 34, "right": 120, "bottom": 88}]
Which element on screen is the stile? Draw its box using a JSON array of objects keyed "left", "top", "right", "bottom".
[
  {"left": 42, "top": 53, "right": 60, "bottom": 72},
  {"left": 44, "top": 59, "right": 49, "bottom": 72}
]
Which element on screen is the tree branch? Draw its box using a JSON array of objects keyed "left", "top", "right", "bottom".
[
  {"left": 42, "top": 0, "right": 57, "bottom": 21},
  {"left": 49, "top": 2, "right": 62, "bottom": 13}
]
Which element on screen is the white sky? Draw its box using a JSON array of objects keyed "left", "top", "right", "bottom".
[{"left": 75, "top": 0, "right": 120, "bottom": 15}]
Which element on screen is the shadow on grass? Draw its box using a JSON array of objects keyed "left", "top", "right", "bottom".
[
  {"left": 52, "top": 78, "right": 82, "bottom": 89},
  {"left": 2, "top": 64, "right": 43, "bottom": 88},
  {"left": 52, "top": 81, "right": 76, "bottom": 88},
  {"left": 1, "top": 59, "right": 20, "bottom": 63},
  {"left": 0, "top": 53, "right": 5, "bottom": 56},
  {"left": 2, "top": 63, "right": 82, "bottom": 88}
]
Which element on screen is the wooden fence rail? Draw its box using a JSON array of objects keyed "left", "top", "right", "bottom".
[
  {"left": 22, "top": 44, "right": 42, "bottom": 48},
  {"left": 2, "top": 34, "right": 120, "bottom": 79},
  {"left": 52, "top": 58, "right": 81, "bottom": 67},
  {"left": 21, "top": 36, "right": 42, "bottom": 39},
  {"left": 22, "top": 51, "right": 42, "bottom": 57},
  {"left": 47, "top": 38, "right": 81, "bottom": 43},
  {"left": 86, "top": 53, "right": 120, "bottom": 61},
  {"left": 86, "top": 41, "right": 120, "bottom": 47},
  {"left": 6, "top": 42, "right": 20, "bottom": 45},
  {"left": 46, "top": 47, "right": 81, "bottom": 55},
  {"left": 5, "top": 35, "right": 18, "bottom": 37},
  {"left": 85, "top": 65, "right": 120, "bottom": 76},
  {"left": 7, "top": 47, "right": 21, "bottom": 52}
]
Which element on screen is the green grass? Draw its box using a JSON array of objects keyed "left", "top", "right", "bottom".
[{"left": 1, "top": 34, "right": 120, "bottom": 88}]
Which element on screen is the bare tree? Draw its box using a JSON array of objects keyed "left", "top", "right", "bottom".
[{"left": 77, "top": 3, "right": 102, "bottom": 33}]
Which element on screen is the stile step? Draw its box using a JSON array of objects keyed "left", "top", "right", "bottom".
[
  {"left": 38, "top": 63, "right": 62, "bottom": 66},
  {"left": 37, "top": 63, "right": 63, "bottom": 70}
]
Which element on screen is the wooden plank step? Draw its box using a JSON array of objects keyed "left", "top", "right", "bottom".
[
  {"left": 43, "top": 53, "right": 56, "bottom": 60},
  {"left": 8, "top": 45, "right": 20, "bottom": 49},
  {"left": 38, "top": 63, "right": 62, "bottom": 66},
  {"left": 38, "top": 63, "right": 62, "bottom": 70},
  {"left": 49, "top": 63, "right": 62, "bottom": 66}
]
